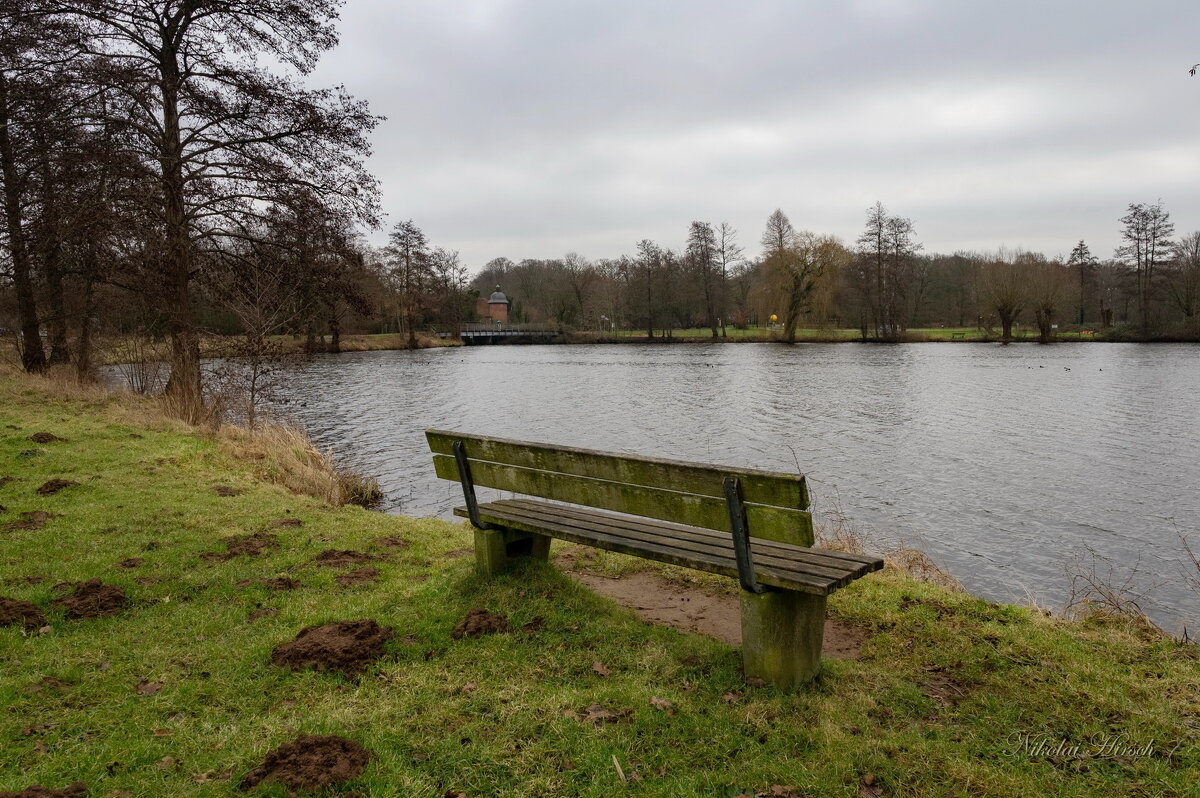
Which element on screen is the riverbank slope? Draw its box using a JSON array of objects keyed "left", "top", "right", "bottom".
[{"left": 0, "top": 371, "right": 1196, "bottom": 796}]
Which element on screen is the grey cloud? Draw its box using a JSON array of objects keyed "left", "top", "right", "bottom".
[{"left": 309, "top": 0, "right": 1200, "bottom": 267}]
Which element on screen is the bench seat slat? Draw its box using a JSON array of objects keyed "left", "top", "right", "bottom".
[
  {"left": 457, "top": 504, "right": 835, "bottom": 594},
  {"left": 491, "top": 499, "right": 865, "bottom": 582},
  {"left": 501, "top": 499, "right": 882, "bottom": 570},
  {"left": 455, "top": 500, "right": 883, "bottom": 595}
]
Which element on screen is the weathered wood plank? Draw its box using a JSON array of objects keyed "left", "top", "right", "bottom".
[
  {"left": 427, "top": 429, "right": 809, "bottom": 510},
  {"left": 457, "top": 505, "right": 837, "bottom": 594},
  {"left": 484, "top": 500, "right": 859, "bottom": 583},
  {"left": 433, "top": 454, "right": 814, "bottom": 544},
  {"left": 499, "top": 499, "right": 881, "bottom": 572}
]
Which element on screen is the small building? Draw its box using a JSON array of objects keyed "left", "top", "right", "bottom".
[{"left": 476, "top": 285, "right": 510, "bottom": 323}]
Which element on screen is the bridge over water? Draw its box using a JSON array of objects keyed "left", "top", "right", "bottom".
[{"left": 439, "top": 323, "right": 565, "bottom": 345}]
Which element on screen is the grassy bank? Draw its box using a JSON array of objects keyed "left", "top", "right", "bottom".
[
  {"left": 93, "top": 332, "right": 459, "bottom": 368},
  {"left": 581, "top": 327, "right": 1112, "bottom": 343},
  {"left": 1, "top": 374, "right": 1197, "bottom": 796}
]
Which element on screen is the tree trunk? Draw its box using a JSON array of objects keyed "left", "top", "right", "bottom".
[
  {"left": 0, "top": 73, "right": 46, "bottom": 373},
  {"left": 328, "top": 314, "right": 341, "bottom": 353},
  {"left": 1035, "top": 309, "right": 1053, "bottom": 344},
  {"left": 75, "top": 241, "right": 98, "bottom": 381},
  {"left": 38, "top": 148, "right": 70, "bottom": 364},
  {"left": 1000, "top": 312, "right": 1015, "bottom": 341},
  {"left": 158, "top": 62, "right": 203, "bottom": 419}
]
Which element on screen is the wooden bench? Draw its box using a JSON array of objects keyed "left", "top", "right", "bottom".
[{"left": 426, "top": 430, "right": 883, "bottom": 688}]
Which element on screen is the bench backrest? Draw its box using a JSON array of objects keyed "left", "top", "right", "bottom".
[{"left": 426, "top": 429, "right": 814, "bottom": 546}]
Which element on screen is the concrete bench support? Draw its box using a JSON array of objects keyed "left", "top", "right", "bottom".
[
  {"left": 473, "top": 527, "right": 550, "bottom": 577},
  {"left": 740, "top": 588, "right": 827, "bottom": 688}
]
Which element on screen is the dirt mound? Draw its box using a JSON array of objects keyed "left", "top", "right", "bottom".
[
  {"left": 36, "top": 479, "right": 78, "bottom": 496},
  {"left": 213, "top": 484, "right": 242, "bottom": 497},
  {"left": 373, "top": 535, "right": 409, "bottom": 549},
  {"left": 27, "top": 433, "right": 65, "bottom": 444},
  {"left": 201, "top": 533, "right": 279, "bottom": 562},
  {"left": 271, "top": 619, "right": 395, "bottom": 676},
  {"left": 240, "top": 734, "right": 372, "bottom": 792},
  {"left": 0, "top": 476, "right": 16, "bottom": 488},
  {"left": 452, "top": 608, "right": 511, "bottom": 639},
  {"left": 52, "top": 579, "right": 127, "bottom": 619},
  {"left": 0, "top": 597, "right": 47, "bottom": 629},
  {"left": 5, "top": 511, "right": 59, "bottom": 531},
  {"left": 313, "top": 549, "right": 375, "bottom": 568},
  {"left": 0, "top": 783, "right": 87, "bottom": 798},
  {"left": 262, "top": 577, "right": 300, "bottom": 591},
  {"left": 116, "top": 557, "right": 143, "bottom": 569},
  {"left": 335, "top": 568, "right": 379, "bottom": 588}
]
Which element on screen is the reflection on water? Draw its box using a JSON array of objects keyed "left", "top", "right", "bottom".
[{"left": 270, "top": 343, "right": 1200, "bottom": 633}]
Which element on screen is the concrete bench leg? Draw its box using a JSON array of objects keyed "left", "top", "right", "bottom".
[
  {"left": 739, "top": 588, "right": 826, "bottom": 688},
  {"left": 473, "top": 527, "right": 551, "bottom": 577}
]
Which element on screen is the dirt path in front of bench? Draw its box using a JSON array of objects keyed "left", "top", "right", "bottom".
[{"left": 555, "top": 550, "right": 867, "bottom": 659}]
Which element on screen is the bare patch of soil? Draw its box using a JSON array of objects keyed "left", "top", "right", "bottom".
[
  {"left": 5, "top": 511, "right": 59, "bottom": 531},
  {"left": 116, "top": 558, "right": 144, "bottom": 569},
  {"left": 0, "top": 476, "right": 16, "bottom": 488},
  {"left": 213, "top": 485, "right": 242, "bottom": 497},
  {"left": 444, "top": 548, "right": 473, "bottom": 558},
  {"left": 921, "top": 666, "right": 970, "bottom": 708},
  {"left": 201, "top": 533, "right": 280, "bottom": 562},
  {"left": 0, "top": 783, "right": 87, "bottom": 797},
  {"left": 313, "top": 549, "right": 376, "bottom": 568},
  {"left": 373, "top": 535, "right": 410, "bottom": 550},
  {"left": 23, "top": 676, "right": 71, "bottom": 695},
  {"left": 555, "top": 550, "right": 867, "bottom": 659},
  {"left": 335, "top": 568, "right": 380, "bottom": 588},
  {"left": 269, "top": 518, "right": 302, "bottom": 528},
  {"left": 27, "top": 433, "right": 65, "bottom": 444},
  {"left": 5, "top": 575, "right": 47, "bottom": 586},
  {"left": 271, "top": 619, "right": 395, "bottom": 676},
  {"left": 248, "top": 607, "right": 279, "bottom": 622},
  {"left": 452, "top": 608, "right": 511, "bottom": 639},
  {"left": 52, "top": 579, "right": 127, "bottom": 619},
  {"left": 0, "top": 597, "right": 47, "bottom": 629},
  {"left": 262, "top": 577, "right": 300, "bottom": 591},
  {"left": 240, "top": 734, "right": 372, "bottom": 793},
  {"left": 36, "top": 479, "right": 78, "bottom": 496}
]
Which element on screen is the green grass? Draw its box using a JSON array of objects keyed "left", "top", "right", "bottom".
[
  {"left": 593, "top": 326, "right": 1109, "bottom": 342},
  {"left": 1, "top": 374, "right": 1198, "bottom": 796}
]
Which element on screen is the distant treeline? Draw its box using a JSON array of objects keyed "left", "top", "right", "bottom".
[{"left": 464, "top": 202, "right": 1200, "bottom": 344}]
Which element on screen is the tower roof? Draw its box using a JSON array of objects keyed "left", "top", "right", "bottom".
[{"left": 488, "top": 285, "right": 509, "bottom": 304}]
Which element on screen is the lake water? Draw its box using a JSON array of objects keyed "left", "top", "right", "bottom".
[{"left": 268, "top": 342, "right": 1200, "bottom": 633}]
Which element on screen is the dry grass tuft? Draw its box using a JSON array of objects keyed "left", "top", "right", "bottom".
[
  {"left": 815, "top": 499, "right": 963, "bottom": 591},
  {"left": 216, "top": 422, "right": 382, "bottom": 508}
]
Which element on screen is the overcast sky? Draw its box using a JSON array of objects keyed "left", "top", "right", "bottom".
[{"left": 308, "top": 0, "right": 1200, "bottom": 272}]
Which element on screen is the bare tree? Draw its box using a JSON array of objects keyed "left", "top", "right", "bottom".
[
  {"left": 854, "top": 202, "right": 920, "bottom": 341},
  {"left": 686, "top": 220, "right": 719, "bottom": 338},
  {"left": 31, "top": 0, "right": 380, "bottom": 418},
  {"left": 1066, "top": 240, "right": 1097, "bottom": 325},
  {"left": 1116, "top": 200, "right": 1175, "bottom": 336},
  {"left": 1028, "top": 255, "right": 1070, "bottom": 343},
  {"left": 715, "top": 222, "right": 742, "bottom": 336},
  {"left": 978, "top": 250, "right": 1029, "bottom": 341},
  {"left": 386, "top": 220, "right": 432, "bottom": 348},
  {"left": 1166, "top": 231, "right": 1200, "bottom": 322}
]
